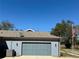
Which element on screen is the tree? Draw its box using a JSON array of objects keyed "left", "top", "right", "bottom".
[
  {"left": 0, "top": 21, "right": 14, "bottom": 30},
  {"left": 74, "top": 25, "right": 79, "bottom": 47},
  {"left": 0, "top": 21, "right": 14, "bottom": 58},
  {"left": 51, "top": 20, "right": 73, "bottom": 48}
]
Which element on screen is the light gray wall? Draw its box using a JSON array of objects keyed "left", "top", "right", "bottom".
[
  {"left": 6, "top": 41, "right": 59, "bottom": 56},
  {"left": 6, "top": 41, "right": 12, "bottom": 49},
  {"left": 12, "top": 41, "right": 22, "bottom": 56},
  {"left": 51, "top": 42, "right": 60, "bottom": 56},
  {"left": 6, "top": 41, "right": 22, "bottom": 56}
]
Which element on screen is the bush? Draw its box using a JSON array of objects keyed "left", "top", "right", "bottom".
[
  {"left": 65, "top": 40, "right": 71, "bottom": 48},
  {"left": 77, "top": 40, "right": 79, "bottom": 45},
  {"left": 65, "top": 43, "right": 71, "bottom": 48}
]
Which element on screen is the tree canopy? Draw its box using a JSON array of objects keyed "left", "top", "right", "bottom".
[
  {"left": 0, "top": 21, "right": 14, "bottom": 30},
  {"left": 51, "top": 20, "right": 73, "bottom": 48},
  {"left": 51, "top": 20, "right": 73, "bottom": 38}
]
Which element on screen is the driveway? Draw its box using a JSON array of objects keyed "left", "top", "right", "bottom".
[{"left": 3, "top": 56, "right": 79, "bottom": 59}]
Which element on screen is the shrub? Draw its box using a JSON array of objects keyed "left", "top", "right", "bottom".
[{"left": 65, "top": 40, "right": 71, "bottom": 48}]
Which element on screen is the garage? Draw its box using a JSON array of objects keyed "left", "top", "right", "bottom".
[
  {"left": 22, "top": 42, "right": 51, "bottom": 56},
  {"left": 0, "top": 30, "right": 60, "bottom": 56}
]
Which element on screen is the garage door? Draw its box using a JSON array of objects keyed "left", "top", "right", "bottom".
[{"left": 22, "top": 42, "right": 51, "bottom": 56}]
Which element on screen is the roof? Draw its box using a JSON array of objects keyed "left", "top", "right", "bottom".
[{"left": 0, "top": 30, "right": 61, "bottom": 41}]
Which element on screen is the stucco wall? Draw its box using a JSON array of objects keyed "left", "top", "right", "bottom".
[
  {"left": 6, "top": 41, "right": 60, "bottom": 56},
  {"left": 6, "top": 41, "right": 22, "bottom": 56},
  {"left": 51, "top": 42, "right": 60, "bottom": 56}
]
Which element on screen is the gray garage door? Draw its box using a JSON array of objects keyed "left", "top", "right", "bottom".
[{"left": 22, "top": 42, "right": 51, "bottom": 56}]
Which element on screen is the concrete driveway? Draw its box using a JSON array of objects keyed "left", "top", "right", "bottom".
[{"left": 3, "top": 56, "right": 79, "bottom": 59}]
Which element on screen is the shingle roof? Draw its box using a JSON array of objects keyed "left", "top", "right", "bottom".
[{"left": 0, "top": 30, "right": 60, "bottom": 41}]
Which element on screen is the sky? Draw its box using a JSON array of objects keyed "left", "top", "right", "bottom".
[{"left": 0, "top": 0, "right": 79, "bottom": 32}]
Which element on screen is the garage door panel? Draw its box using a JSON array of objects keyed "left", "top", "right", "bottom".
[{"left": 22, "top": 42, "right": 51, "bottom": 55}]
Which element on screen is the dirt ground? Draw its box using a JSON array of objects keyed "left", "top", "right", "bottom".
[{"left": 3, "top": 56, "right": 79, "bottom": 59}]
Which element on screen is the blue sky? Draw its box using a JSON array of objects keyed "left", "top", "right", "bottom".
[{"left": 0, "top": 0, "right": 79, "bottom": 32}]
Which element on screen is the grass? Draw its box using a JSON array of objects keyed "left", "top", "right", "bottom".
[{"left": 60, "top": 46, "right": 79, "bottom": 58}]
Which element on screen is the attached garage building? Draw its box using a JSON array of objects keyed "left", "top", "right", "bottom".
[{"left": 0, "top": 30, "right": 60, "bottom": 57}]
